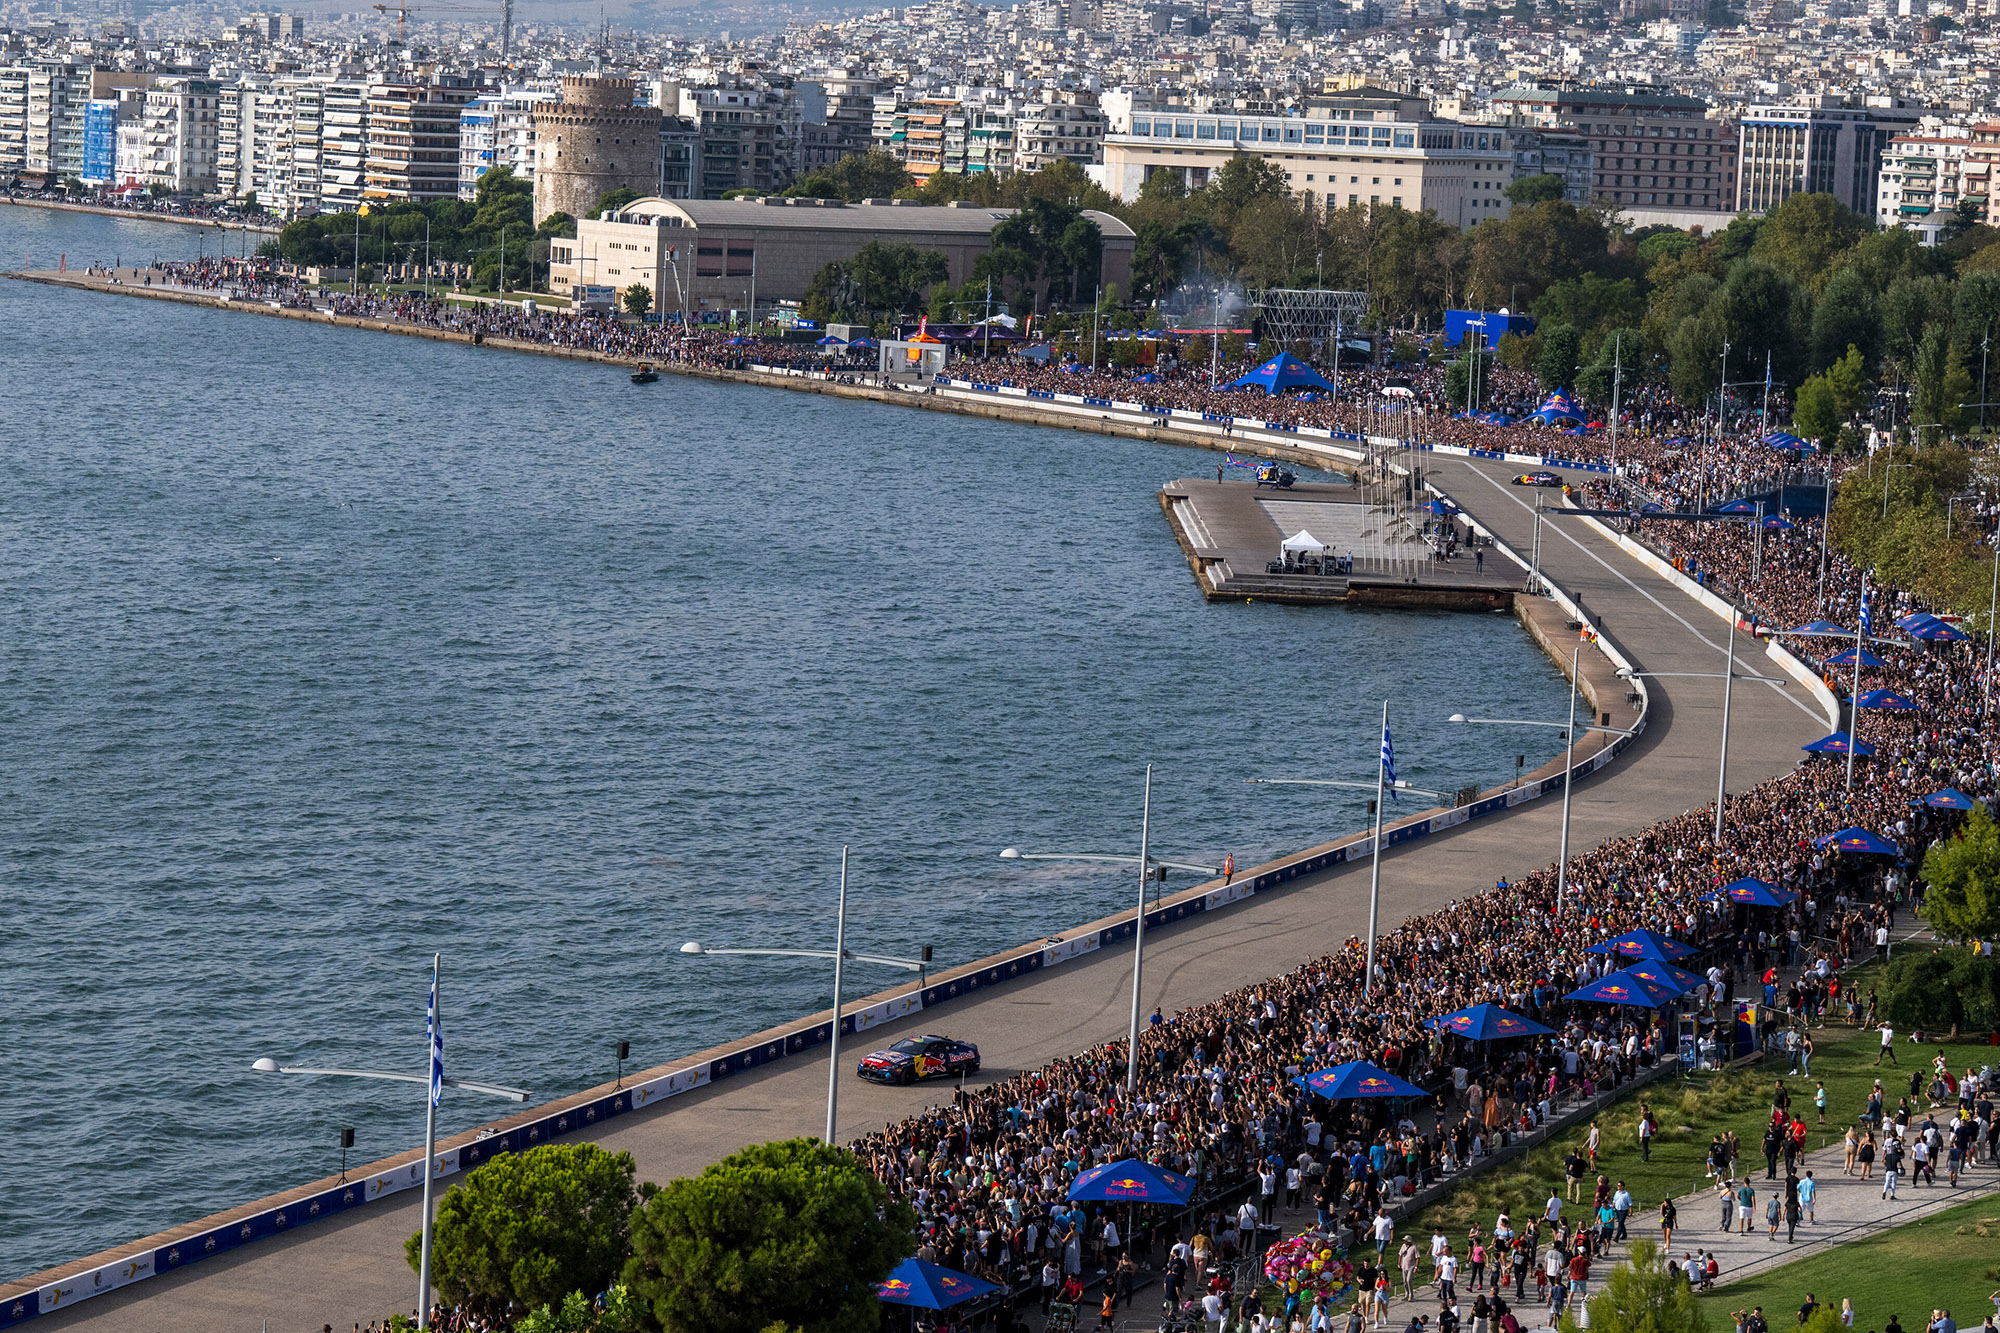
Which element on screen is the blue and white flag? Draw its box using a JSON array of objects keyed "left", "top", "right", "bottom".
[
  {"left": 1859, "top": 579, "right": 1873, "bottom": 640},
  {"left": 1381, "top": 721, "right": 1399, "bottom": 802},
  {"left": 427, "top": 967, "right": 443, "bottom": 1108}
]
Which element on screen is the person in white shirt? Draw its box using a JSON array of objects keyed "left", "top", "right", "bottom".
[{"left": 1203, "top": 1290, "right": 1226, "bottom": 1329}]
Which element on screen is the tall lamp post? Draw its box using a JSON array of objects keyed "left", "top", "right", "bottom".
[
  {"left": 1615, "top": 614, "right": 1783, "bottom": 845},
  {"left": 1248, "top": 703, "right": 1442, "bottom": 999},
  {"left": 1449, "top": 644, "right": 1637, "bottom": 915},
  {"left": 681, "top": 847, "right": 927, "bottom": 1143},
  {"left": 999, "top": 765, "right": 1220, "bottom": 1094},
  {"left": 251, "top": 953, "right": 529, "bottom": 1331}
]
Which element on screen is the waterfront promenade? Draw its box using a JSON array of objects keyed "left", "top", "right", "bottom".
[{"left": 16, "top": 443, "right": 1833, "bottom": 1332}]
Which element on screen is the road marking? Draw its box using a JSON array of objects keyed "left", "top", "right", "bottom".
[{"left": 1452, "top": 464, "right": 1825, "bottom": 725}]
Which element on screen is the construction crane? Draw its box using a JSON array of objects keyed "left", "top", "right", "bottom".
[{"left": 371, "top": 0, "right": 512, "bottom": 58}]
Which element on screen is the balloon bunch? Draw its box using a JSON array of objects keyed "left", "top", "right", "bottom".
[{"left": 1261, "top": 1230, "right": 1355, "bottom": 1304}]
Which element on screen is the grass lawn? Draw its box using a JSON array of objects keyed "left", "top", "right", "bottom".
[
  {"left": 1696, "top": 1191, "right": 2000, "bottom": 1331},
  {"left": 1405, "top": 989, "right": 1992, "bottom": 1240}
]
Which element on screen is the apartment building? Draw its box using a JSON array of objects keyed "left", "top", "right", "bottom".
[
  {"left": 364, "top": 82, "right": 476, "bottom": 202},
  {"left": 0, "top": 66, "right": 29, "bottom": 177},
  {"left": 684, "top": 83, "right": 800, "bottom": 197},
  {"left": 1875, "top": 127, "right": 1969, "bottom": 242},
  {"left": 25, "top": 63, "right": 74, "bottom": 179},
  {"left": 1100, "top": 86, "right": 1514, "bottom": 225},
  {"left": 1736, "top": 94, "right": 1927, "bottom": 215},
  {"left": 457, "top": 86, "right": 555, "bottom": 199},
  {"left": 1014, "top": 90, "right": 1104, "bottom": 172},
  {"left": 320, "top": 82, "right": 369, "bottom": 209},
  {"left": 141, "top": 77, "right": 221, "bottom": 193},
  {"left": 1489, "top": 83, "right": 1734, "bottom": 211}
]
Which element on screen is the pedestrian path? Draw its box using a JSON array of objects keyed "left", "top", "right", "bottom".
[{"left": 1645, "top": 1116, "right": 2000, "bottom": 1289}]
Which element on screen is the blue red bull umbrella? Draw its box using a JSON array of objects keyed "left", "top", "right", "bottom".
[
  {"left": 1713, "top": 877, "right": 1795, "bottom": 906},
  {"left": 1898, "top": 613, "right": 1969, "bottom": 642},
  {"left": 1585, "top": 928, "right": 1698, "bottom": 962},
  {"left": 1857, "top": 688, "right": 1920, "bottom": 710},
  {"left": 1918, "top": 787, "right": 1976, "bottom": 810},
  {"left": 1294, "top": 1059, "right": 1427, "bottom": 1100},
  {"left": 1825, "top": 646, "right": 1885, "bottom": 668},
  {"left": 1816, "top": 827, "right": 1897, "bottom": 855},
  {"left": 1802, "top": 731, "right": 1874, "bottom": 756},
  {"left": 876, "top": 1257, "right": 1001, "bottom": 1309},
  {"left": 1787, "top": 620, "right": 1849, "bottom": 637},
  {"left": 1423, "top": 1003, "right": 1554, "bottom": 1040},
  {"left": 1565, "top": 967, "right": 1681, "bottom": 1008},
  {"left": 1624, "top": 959, "right": 1705, "bottom": 995},
  {"left": 1068, "top": 1158, "right": 1196, "bottom": 1204}
]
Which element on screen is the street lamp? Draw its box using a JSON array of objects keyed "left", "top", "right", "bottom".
[
  {"left": 1616, "top": 615, "right": 1782, "bottom": 845},
  {"left": 999, "top": 764, "right": 1220, "bottom": 1094},
  {"left": 251, "top": 953, "right": 528, "bottom": 1332},
  {"left": 680, "top": 847, "right": 927, "bottom": 1144},
  {"left": 1448, "top": 644, "right": 1637, "bottom": 915},
  {"left": 1248, "top": 703, "right": 1442, "bottom": 1000}
]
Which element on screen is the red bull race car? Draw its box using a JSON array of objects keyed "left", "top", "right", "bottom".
[{"left": 855, "top": 1034, "right": 981, "bottom": 1085}]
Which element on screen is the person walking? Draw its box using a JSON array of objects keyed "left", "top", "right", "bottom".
[
  {"left": 1858, "top": 1133, "right": 1877, "bottom": 1180},
  {"left": 1882, "top": 1136, "right": 1903, "bottom": 1200},
  {"left": 1877, "top": 1023, "right": 1898, "bottom": 1066},
  {"left": 1613, "top": 1182, "right": 1632, "bottom": 1242},
  {"left": 1798, "top": 1171, "right": 1817, "bottom": 1224},
  {"left": 1736, "top": 1180, "right": 1756, "bottom": 1234},
  {"left": 1660, "top": 1196, "right": 1676, "bottom": 1248}
]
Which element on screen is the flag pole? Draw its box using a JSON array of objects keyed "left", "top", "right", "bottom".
[
  {"left": 1365, "top": 700, "right": 1387, "bottom": 1000},
  {"left": 418, "top": 951, "right": 440, "bottom": 1330}
]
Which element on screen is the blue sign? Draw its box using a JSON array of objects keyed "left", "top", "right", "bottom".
[{"left": 82, "top": 100, "right": 118, "bottom": 185}]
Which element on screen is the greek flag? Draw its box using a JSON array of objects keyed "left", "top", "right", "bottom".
[
  {"left": 1382, "top": 721, "right": 1399, "bottom": 802},
  {"left": 1860, "top": 580, "right": 1873, "bottom": 640},
  {"left": 427, "top": 968, "right": 443, "bottom": 1108}
]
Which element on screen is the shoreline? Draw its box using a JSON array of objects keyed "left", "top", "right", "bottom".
[
  {"left": 3, "top": 267, "right": 1664, "bottom": 1323},
  {"left": 1, "top": 197, "right": 282, "bottom": 234}
]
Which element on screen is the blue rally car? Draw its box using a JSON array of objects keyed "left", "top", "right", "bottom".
[{"left": 856, "top": 1034, "right": 981, "bottom": 1085}]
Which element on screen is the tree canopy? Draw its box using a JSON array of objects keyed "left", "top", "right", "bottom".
[
  {"left": 1922, "top": 801, "right": 2000, "bottom": 942},
  {"left": 409, "top": 1143, "right": 640, "bottom": 1323},
  {"left": 622, "top": 1138, "right": 916, "bottom": 1333}
]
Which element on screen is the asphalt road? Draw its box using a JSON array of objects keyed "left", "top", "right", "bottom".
[{"left": 32, "top": 454, "right": 1833, "bottom": 1333}]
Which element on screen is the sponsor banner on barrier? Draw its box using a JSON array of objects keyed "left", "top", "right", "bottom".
[
  {"left": 1042, "top": 936, "right": 1100, "bottom": 967},
  {"left": 851, "top": 992, "right": 922, "bottom": 1033},
  {"left": 629, "top": 1063, "right": 708, "bottom": 1109},
  {"left": 1505, "top": 785, "right": 1541, "bottom": 807},
  {"left": 1204, "top": 882, "right": 1253, "bottom": 911},
  {"left": 1431, "top": 807, "right": 1469, "bottom": 831},
  {"left": 37, "top": 1250, "right": 153, "bottom": 1314},
  {"left": 1, "top": 1293, "right": 37, "bottom": 1328},
  {"left": 364, "top": 1145, "right": 459, "bottom": 1203}
]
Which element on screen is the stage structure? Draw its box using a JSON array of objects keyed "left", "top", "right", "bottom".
[{"left": 1255, "top": 289, "right": 1371, "bottom": 353}]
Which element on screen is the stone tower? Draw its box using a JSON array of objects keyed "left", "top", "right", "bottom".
[{"left": 530, "top": 75, "right": 663, "bottom": 225}]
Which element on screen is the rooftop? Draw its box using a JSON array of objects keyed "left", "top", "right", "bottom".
[{"left": 610, "top": 197, "right": 1137, "bottom": 238}]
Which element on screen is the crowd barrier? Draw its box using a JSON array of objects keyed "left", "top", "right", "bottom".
[{"left": 0, "top": 403, "right": 1647, "bottom": 1330}]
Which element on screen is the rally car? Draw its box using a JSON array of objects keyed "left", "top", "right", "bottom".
[
  {"left": 1511, "top": 470, "right": 1564, "bottom": 487},
  {"left": 856, "top": 1035, "right": 981, "bottom": 1084}
]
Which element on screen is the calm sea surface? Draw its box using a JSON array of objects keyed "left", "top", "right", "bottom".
[{"left": 0, "top": 206, "right": 1569, "bottom": 1278}]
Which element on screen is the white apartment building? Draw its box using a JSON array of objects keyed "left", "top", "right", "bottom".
[
  {"left": 364, "top": 82, "right": 477, "bottom": 202},
  {"left": 0, "top": 66, "right": 28, "bottom": 177},
  {"left": 141, "top": 78, "right": 221, "bottom": 193},
  {"left": 1100, "top": 86, "right": 1513, "bottom": 225},
  {"left": 457, "top": 86, "right": 554, "bottom": 198},
  {"left": 1014, "top": 91, "right": 1105, "bottom": 171},
  {"left": 285, "top": 80, "right": 326, "bottom": 214},
  {"left": 1875, "top": 126, "right": 1969, "bottom": 243},
  {"left": 26, "top": 64, "right": 75, "bottom": 178},
  {"left": 320, "top": 82, "right": 369, "bottom": 209}
]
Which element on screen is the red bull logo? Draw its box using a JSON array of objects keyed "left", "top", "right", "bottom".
[
  {"left": 881, "top": 1280, "right": 912, "bottom": 1295},
  {"left": 1601, "top": 985, "right": 1629, "bottom": 998}
]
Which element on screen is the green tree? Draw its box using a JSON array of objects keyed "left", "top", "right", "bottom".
[
  {"left": 1880, "top": 945, "right": 2000, "bottom": 1033},
  {"left": 1792, "top": 372, "right": 1842, "bottom": 449},
  {"left": 1505, "top": 173, "right": 1567, "bottom": 206},
  {"left": 409, "top": 1144, "right": 638, "bottom": 1323},
  {"left": 1923, "top": 801, "right": 2000, "bottom": 941},
  {"left": 512, "top": 1284, "right": 646, "bottom": 1333},
  {"left": 1809, "top": 266, "right": 1881, "bottom": 372},
  {"left": 623, "top": 1138, "right": 916, "bottom": 1333},
  {"left": 1826, "top": 344, "right": 1870, "bottom": 420},
  {"left": 786, "top": 149, "right": 912, "bottom": 202},
  {"left": 1536, "top": 323, "right": 1582, "bottom": 391},
  {"left": 1558, "top": 1239, "right": 1706, "bottom": 1333},
  {"left": 622, "top": 283, "right": 653, "bottom": 319},
  {"left": 589, "top": 187, "right": 643, "bottom": 219},
  {"left": 1910, "top": 325, "right": 1973, "bottom": 434},
  {"left": 1750, "top": 191, "right": 1868, "bottom": 292}
]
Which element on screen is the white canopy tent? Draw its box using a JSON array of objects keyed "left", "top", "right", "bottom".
[{"left": 1281, "top": 530, "right": 1327, "bottom": 556}]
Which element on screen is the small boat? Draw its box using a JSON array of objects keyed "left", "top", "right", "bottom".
[{"left": 630, "top": 364, "right": 658, "bottom": 384}]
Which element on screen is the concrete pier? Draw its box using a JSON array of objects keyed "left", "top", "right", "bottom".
[{"left": 1161, "top": 476, "right": 1520, "bottom": 609}]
